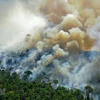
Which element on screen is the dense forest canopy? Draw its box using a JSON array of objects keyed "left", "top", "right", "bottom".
[{"left": 0, "top": 70, "right": 94, "bottom": 100}]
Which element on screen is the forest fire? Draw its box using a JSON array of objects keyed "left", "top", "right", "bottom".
[{"left": 0, "top": 0, "right": 100, "bottom": 99}]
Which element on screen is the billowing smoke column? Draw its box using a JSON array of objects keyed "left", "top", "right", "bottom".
[{"left": 0, "top": 0, "right": 100, "bottom": 99}]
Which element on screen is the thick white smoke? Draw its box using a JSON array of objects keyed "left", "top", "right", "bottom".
[{"left": 0, "top": 0, "right": 46, "bottom": 51}]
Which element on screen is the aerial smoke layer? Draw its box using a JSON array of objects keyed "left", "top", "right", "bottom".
[{"left": 0, "top": 0, "right": 100, "bottom": 99}]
